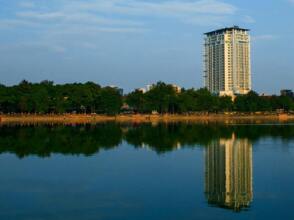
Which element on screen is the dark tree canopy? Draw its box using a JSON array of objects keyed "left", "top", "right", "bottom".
[
  {"left": 0, "top": 80, "right": 293, "bottom": 114},
  {"left": 0, "top": 81, "right": 122, "bottom": 114}
]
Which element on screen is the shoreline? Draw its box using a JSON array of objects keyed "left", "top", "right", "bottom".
[{"left": 1, "top": 113, "right": 294, "bottom": 124}]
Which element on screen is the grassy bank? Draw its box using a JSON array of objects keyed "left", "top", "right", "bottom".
[{"left": 1, "top": 113, "right": 294, "bottom": 124}]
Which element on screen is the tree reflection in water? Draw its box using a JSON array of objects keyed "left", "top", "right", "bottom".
[
  {"left": 0, "top": 122, "right": 293, "bottom": 212},
  {"left": 0, "top": 122, "right": 293, "bottom": 157}
]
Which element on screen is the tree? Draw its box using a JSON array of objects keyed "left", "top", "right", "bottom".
[
  {"left": 125, "top": 89, "right": 145, "bottom": 113},
  {"left": 234, "top": 91, "right": 259, "bottom": 112},
  {"left": 144, "top": 82, "right": 178, "bottom": 114},
  {"left": 217, "top": 96, "right": 233, "bottom": 112},
  {"left": 0, "top": 80, "right": 293, "bottom": 114},
  {"left": 99, "top": 87, "right": 122, "bottom": 115},
  {"left": 178, "top": 89, "right": 198, "bottom": 113},
  {"left": 194, "top": 88, "right": 217, "bottom": 112}
]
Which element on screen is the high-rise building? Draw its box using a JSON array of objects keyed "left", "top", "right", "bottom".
[
  {"left": 204, "top": 26, "right": 251, "bottom": 96},
  {"left": 205, "top": 134, "right": 253, "bottom": 211},
  {"left": 281, "top": 89, "right": 294, "bottom": 98}
]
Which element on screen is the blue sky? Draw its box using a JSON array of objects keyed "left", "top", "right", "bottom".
[{"left": 0, "top": 0, "right": 293, "bottom": 94}]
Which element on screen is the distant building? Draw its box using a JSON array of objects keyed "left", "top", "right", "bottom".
[
  {"left": 137, "top": 88, "right": 147, "bottom": 94},
  {"left": 109, "top": 85, "right": 123, "bottom": 96},
  {"left": 118, "top": 88, "right": 123, "bottom": 96},
  {"left": 204, "top": 26, "right": 251, "bottom": 96},
  {"left": 281, "top": 89, "right": 293, "bottom": 98},
  {"left": 172, "top": 84, "right": 182, "bottom": 93},
  {"left": 137, "top": 83, "right": 182, "bottom": 94},
  {"left": 135, "top": 85, "right": 153, "bottom": 93},
  {"left": 146, "top": 84, "right": 155, "bottom": 92}
]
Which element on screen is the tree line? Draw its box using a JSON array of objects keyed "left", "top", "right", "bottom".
[
  {"left": 126, "top": 82, "right": 294, "bottom": 113},
  {"left": 0, "top": 80, "right": 122, "bottom": 114},
  {"left": 0, "top": 80, "right": 293, "bottom": 114}
]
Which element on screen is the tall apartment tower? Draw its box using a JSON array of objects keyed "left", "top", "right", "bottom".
[{"left": 204, "top": 26, "right": 251, "bottom": 96}]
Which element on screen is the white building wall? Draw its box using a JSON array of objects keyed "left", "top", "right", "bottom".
[{"left": 204, "top": 27, "right": 251, "bottom": 96}]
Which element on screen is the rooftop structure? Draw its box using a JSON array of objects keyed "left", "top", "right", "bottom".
[{"left": 204, "top": 26, "right": 250, "bottom": 36}]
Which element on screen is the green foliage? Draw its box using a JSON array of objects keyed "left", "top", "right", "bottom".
[
  {"left": 126, "top": 83, "right": 232, "bottom": 114},
  {"left": 125, "top": 89, "right": 145, "bottom": 113},
  {"left": 125, "top": 83, "right": 293, "bottom": 114},
  {"left": 0, "top": 80, "right": 122, "bottom": 114},
  {"left": 144, "top": 82, "right": 178, "bottom": 113},
  {"left": 234, "top": 91, "right": 294, "bottom": 112},
  {"left": 99, "top": 87, "right": 122, "bottom": 115},
  {"left": 125, "top": 84, "right": 234, "bottom": 113},
  {"left": 217, "top": 96, "right": 233, "bottom": 112},
  {"left": 0, "top": 80, "right": 293, "bottom": 114}
]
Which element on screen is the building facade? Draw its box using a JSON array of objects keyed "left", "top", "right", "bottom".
[
  {"left": 281, "top": 89, "right": 294, "bottom": 98},
  {"left": 204, "top": 26, "right": 251, "bottom": 96}
]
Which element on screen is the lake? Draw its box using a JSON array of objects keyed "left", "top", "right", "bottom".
[{"left": 0, "top": 122, "right": 294, "bottom": 220}]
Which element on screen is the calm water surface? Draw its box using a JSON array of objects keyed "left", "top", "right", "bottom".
[{"left": 0, "top": 122, "right": 294, "bottom": 220}]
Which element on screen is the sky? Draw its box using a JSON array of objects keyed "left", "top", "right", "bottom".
[{"left": 0, "top": 0, "right": 293, "bottom": 94}]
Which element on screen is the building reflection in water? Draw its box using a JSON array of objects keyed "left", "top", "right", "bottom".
[{"left": 205, "top": 133, "right": 253, "bottom": 211}]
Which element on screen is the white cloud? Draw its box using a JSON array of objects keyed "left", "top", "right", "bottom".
[
  {"left": 81, "top": 42, "right": 97, "bottom": 50},
  {"left": 183, "top": 15, "right": 230, "bottom": 26},
  {"left": 16, "top": 11, "right": 143, "bottom": 26},
  {"left": 50, "top": 45, "right": 66, "bottom": 53},
  {"left": 19, "top": 1, "right": 36, "bottom": 9},
  {"left": 243, "top": 15, "right": 255, "bottom": 24},
  {"left": 1, "top": 0, "right": 251, "bottom": 54},
  {"left": 16, "top": 11, "right": 65, "bottom": 20},
  {"left": 0, "top": 19, "right": 39, "bottom": 28},
  {"left": 0, "top": 42, "right": 66, "bottom": 54},
  {"left": 95, "top": 27, "right": 149, "bottom": 33},
  {"left": 6, "top": 0, "right": 242, "bottom": 41},
  {"left": 66, "top": 0, "right": 237, "bottom": 25},
  {"left": 252, "top": 34, "right": 278, "bottom": 41},
  {"left": 14, "top": 0, "right": 238, "bottom": 28},
  {"left": 29, "top": 42, "right": 66, "bottom": 53},
  {"left": 70, "top": 0, "right": 237, "bottom": 16}
]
